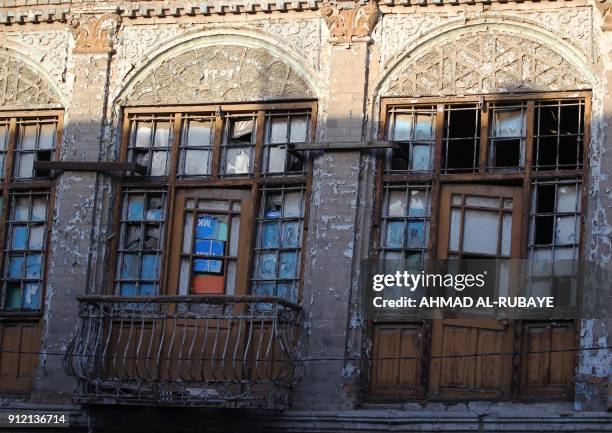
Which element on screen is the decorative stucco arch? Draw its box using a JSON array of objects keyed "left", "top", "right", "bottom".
[
  {"left": 0, "top": 46, "right": 65, "bottom": 109},
  {"left": 114, "top": 30, "right": 320, "bottom": 107},
  {"left": 376, "top": 20, "right": 597, "bottom": 98}
]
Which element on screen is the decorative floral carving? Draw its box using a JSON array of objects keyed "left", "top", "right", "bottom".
[
  {"left": 4, "top": 30, "right": 70, "bottom": 88},
  {"left": 123, "top": 45, "right": 313, "bottom": 105},
  {"left": 320, "top": 0, "right": 380, "bottom": 43},
  {"left": 71, "top": 13, "right": 121, "bottom": 54},
  {"left": 116, "top": 25, "right": 181, "bottom": 82},
  {"left": 384, "top": 31, "right": 590, "bottom": 97},
  {"left": 0, "top": 53, "right": 61, "bottom": 108},
  {"left": 257, "top": 19, "right": 321, "bottom": 70},
  {"left": 596, "top": 0, "right": 612, "bottom": 31}
]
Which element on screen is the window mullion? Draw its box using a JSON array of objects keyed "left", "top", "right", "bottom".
[
  {"left": 479, "top": 102, "right": 489, "bottom": 173},
  {"left": 211, "top": 109, "right": 224, "bottom": 179}
]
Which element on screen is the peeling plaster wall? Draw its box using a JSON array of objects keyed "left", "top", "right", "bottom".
[{"left": 0, "top": 0, "right": 608, "bottom": 415}]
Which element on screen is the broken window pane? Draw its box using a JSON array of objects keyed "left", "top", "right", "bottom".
[
  {"left": 489, "top": 104, "right": 526, "bottom": 170},
  {"left": 263, "top": 112, "right": 309, "bottom": 174},
  {"left": 115, "top": 189, "right": 166, "bottom": 296},
  {"left": 388, "top": 190, "right": 407, "bottom": 217},
  {"left": 381, "top": 184, "right": 431, "bottom": 269},
  {"left": 530, "top": 181, "right": 581, "bottom": 248},
  {"left": 386, "top": 107, "right": 436, "bottom": 173},
  {"left": 229, "top": 118, "right": 254, "bottom": 144},
  {"left": 179, "top": 117, "right": 214, "bottom": 177},
  {"left": 128, "top": 116, "right": 172, "bottom": 176},
  {"left": 2, "top": 191, "right": 49, "bottom": 310},
  {"left": 22, "top": 283, "right": 40, "bottom": 310},
  {"left": 252, "top": 187, "right": 306, "bottom": 303},
  {"left": 534, "top": 100, "right": 584, "bottom": 171},
  {"left": 224, "top": 147, "right": 251, "bottom": 175},
  {"left": 443, "top": 105, "right": 480, "bottom": 173}
]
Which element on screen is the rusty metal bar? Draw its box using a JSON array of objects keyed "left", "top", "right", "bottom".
[{"left": 34, "top": 161, "right": 148, "bottom": 174}]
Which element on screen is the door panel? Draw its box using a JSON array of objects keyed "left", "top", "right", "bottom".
[
  {"left": 429, "top": 184, "right": 522, "bottom": 399},
  {"left": 370, "top": 323, "right": 424, "bottom": 398},
  {"left": 519, "top": 321, "right": 575, "bottom": 398},
  {"left": 167, "top": 188, "right": 253, "bottom": 296},
  {"left": 0, "top": 321, "right": 40, "bottom": 393}
]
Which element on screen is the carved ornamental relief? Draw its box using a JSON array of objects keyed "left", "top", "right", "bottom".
[
  {"left": 384, "top": 31, "right": 590, "bottom": 97},
  {"left": 320, "top": 0, "right": 380, "bottom": 42},
  {"left": 596, "top": 0, "right": 612, "bottom": 31},
  {"left": 123, "top": 45, "right": 313, "bottom": 105},
  {"left": 71, "top": 13, "right": 121, "bottom": 54},
  {"left": 0, "top": 53, "right": 61, "bottom": 108}
]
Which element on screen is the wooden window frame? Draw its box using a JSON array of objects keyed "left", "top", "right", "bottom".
[
  {"left": 110, "top": 101, "right": 317, "bottom": 303},
  {"left": 367, "top": 91, "right": 590, "bottom": 402},
  {"left": 375, "top": 91, "right": 590, "bottom": 263},
  {"left": 0, "top": 109, "right": 63, "bottom": 318}
]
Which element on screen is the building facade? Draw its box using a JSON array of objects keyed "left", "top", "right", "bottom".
[{"left": 0, "top": 0, "right": 609, "bottom": 431}]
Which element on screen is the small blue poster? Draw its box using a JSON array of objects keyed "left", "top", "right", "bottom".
[{"left": 196, "top": 215, "right": 217, "bottom": 239}]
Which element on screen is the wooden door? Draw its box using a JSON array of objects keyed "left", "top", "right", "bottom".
[
  {"left": 156, "top": 188, "right": 255, "bottom": 387},
  {"left": 0, "top": 320, "right": 41, "bottom": 393},
  {"left": 429, "top": 184, "right": 522, "bottom": 399},
  {"left": 167, "top": 188, "right": 253, "bottom": 296}
]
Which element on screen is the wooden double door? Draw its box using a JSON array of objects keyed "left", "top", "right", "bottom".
[{"left": 371, "top": 184, "right": 575, "bottom": 400}]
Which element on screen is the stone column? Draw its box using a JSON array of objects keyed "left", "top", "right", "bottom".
[
  {"left": 32, "top": 13, "right": 120, "bottom": 403},
  {"left": 293, "top": 1, "right": 379, "bottom": 410}
]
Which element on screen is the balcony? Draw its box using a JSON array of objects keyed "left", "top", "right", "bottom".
[{"left": 64, "top": 295, "right": 303, "bottom": 409}]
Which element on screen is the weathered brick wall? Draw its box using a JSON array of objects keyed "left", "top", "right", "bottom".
[{"left": 0, "top": 0, "right": 608, "bottom": 415}]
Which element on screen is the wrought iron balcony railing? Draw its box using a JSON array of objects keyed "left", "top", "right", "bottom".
[{"left": 64, "top": 295, "right": 303, "bottom": 409}]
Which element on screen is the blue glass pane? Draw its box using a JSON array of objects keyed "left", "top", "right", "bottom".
[
  {"left": 194, "top": 239, "right": 224, "bottom": 256},
  {"left": 141, "top": 254, "right": 158, "bottom": 280},
  {"left": 406, "top": 221, "right": 426, "bottom": 248},
  {"left": 281, "top": 222, "right": 299, "bottom": 248},
  {"left": 22, "top": 282, "right": 40, "bottom": 309},
  {"left": 26, "top": 254, "right": 42, "bottom": 278},
  {"left": 193, "top": 259, "right": 222, "bottom": 274},
  {"left": 5, "top": 284, "right": 21, "bottom": 308},
  {"left": 276, "top": 282, "right": 295, "bottom": 301},
  {"left": 262, "top": 222, "right": 280, "bottom": 248},
  {"left": 196, "top": 215, "right": 217, "bottom": 239},
  {"left": 8, "top": 256, "right": 25, "bottom": 278},
  {"left": 121, "top": 254, "right": 139, "bottom": 279},
  {"left": 11, "top": 226, "right": 28, "bottom": 250},
  {"left": 406, "top": 252, "right": 423, "bottom": 270},
  {"left": 253, "top": 282, "right": 274, "bottom": 296},
  {"left": 14, "top": 199, "right": 29, "bottom": 221},
  {"left": 145, "top": 196, "right": 163, "bottom": 220},
  {"left": 140, "top": 283, "right": 156, "bottom": 296},
  {"left": 411, "top": 144, "right": 430, "bottom": 170},
  {"left": 385, "top": 221, "right": 404, "bottom": 248},
  {"left": 127, "top": 196, "right": 144, "bottom": 220},
  {"left": 120, "top": 283, "right": 136, "bottom": 296},
  {"left": 258, "top": 253, "right": 277, "bottom": 279},
  {"left": 279, "top": 252, "right": 297, "bottom": 279}
]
